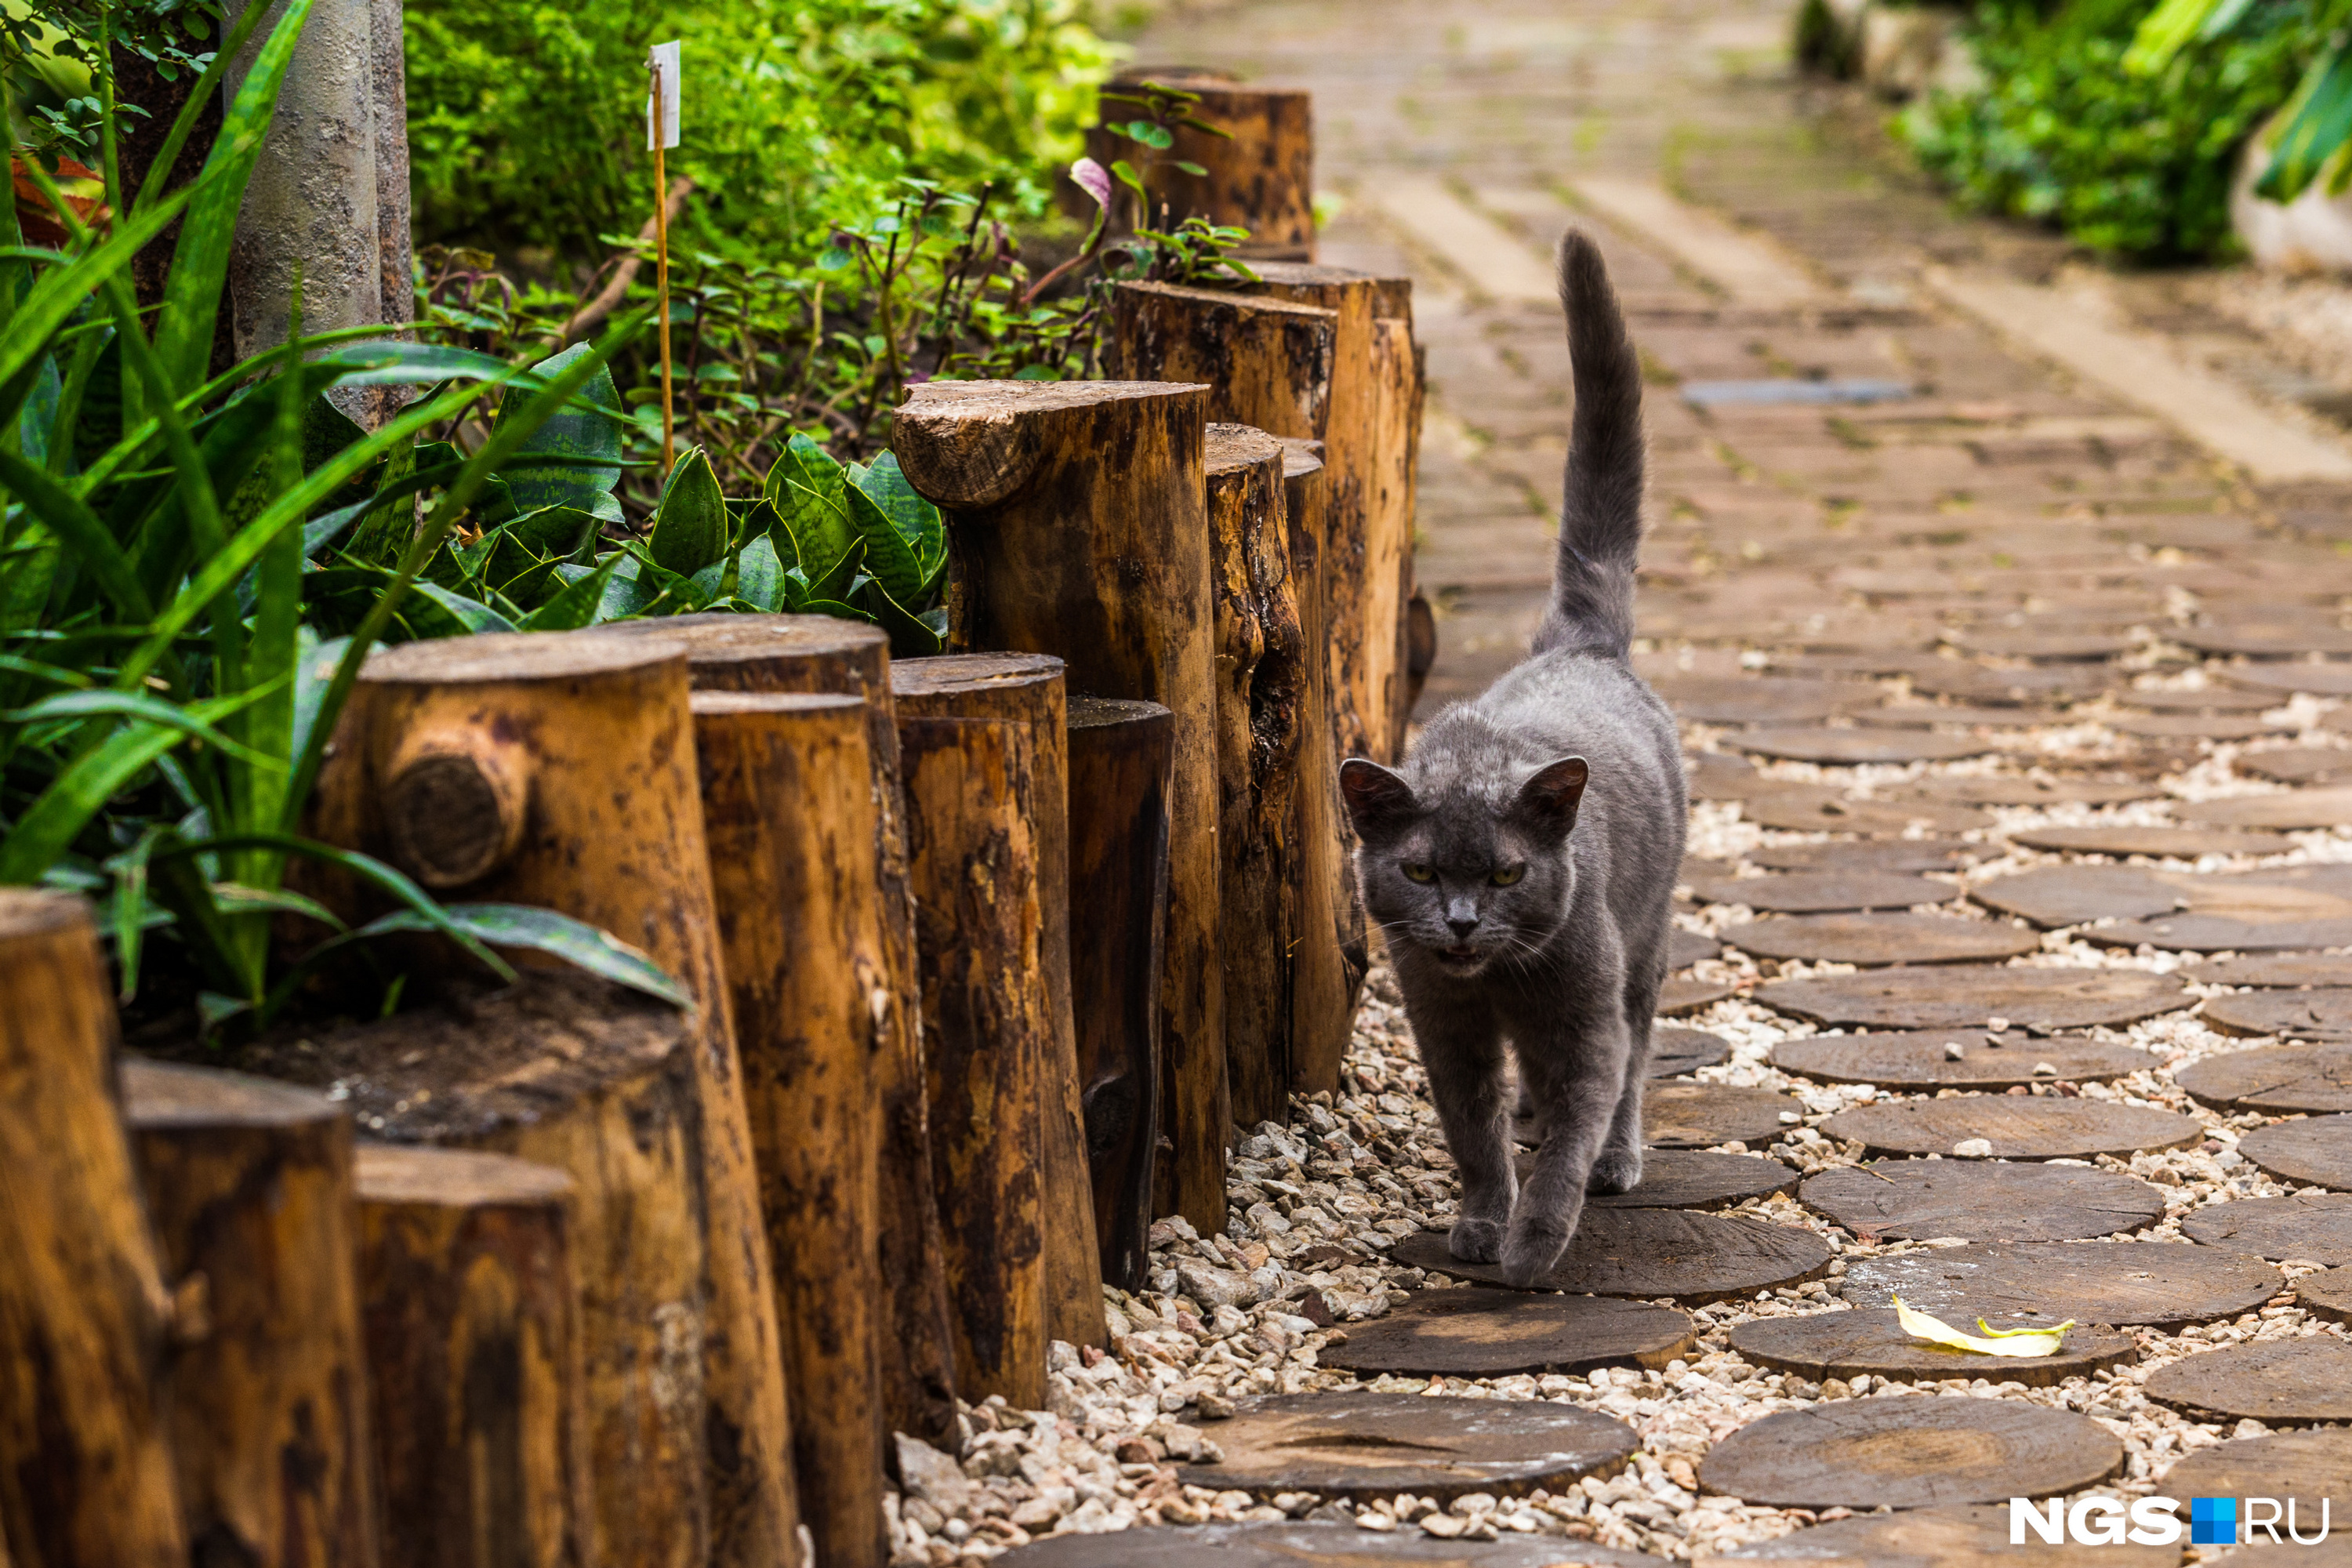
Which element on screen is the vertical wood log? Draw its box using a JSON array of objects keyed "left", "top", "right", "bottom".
[
  {"left": 121, "top": 1060, "right": 379, "bottom": 1568},
  {"left": 894, "top": 713, "right": 1050, "bottom": 1406},
  {"left": 1105, "top": 281, "right": 1338, "bottom": 439},
  {"left": 594, "top": 613, "right": 959, "bottom": 1446},
  {"left": 1084, "top": 69, "right": 1314, "bottom": 260},
  {"left": 1203, "top": 426, "right": 1308, "bottom": 1130},
  {"left": 892, "top": 655, "right": 1105, "bottom": 1351},
  {"left": 892, "top": 380, "right": 1228, "bottom": 1233},
  {"left": 0, "top": 893, "right": 185, "bottom": 1568},
  {"left": 339, "top": 633, "right": 800, "bottom": 1568},
  {"left": 235, "top": 972, "right": 711, "bottom": 1568},
  {"left": 1370, "top": 298, "right": 1426, "bottom": 752},
  {"left": 1064, "top": 700, "right": 1173, "bottom": 1291},
  {"left": 354, "top": 1144, "right": 589, "bottom": 1568},
  {"left": 691, "top": 690, "right": 890, "bottom": 1568}
]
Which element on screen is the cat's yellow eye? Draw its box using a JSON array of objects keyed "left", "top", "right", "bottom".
[
  {"left": 1491, "top": 866, "right": 1525, "bottom": 886},
  {"left": 1403, "top": 862, "right": 1436, "bottom": 884}
]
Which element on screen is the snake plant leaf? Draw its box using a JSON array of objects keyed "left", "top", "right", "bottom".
[
  {"left": 855, "top": 451, "right": 946, "bottom": 580},
  {"left": 492, "top": 343, "right": 625, "bottom": 521},
  {"left": 650, "top": 444, "right": 729, "bottom": 575},
  {"left": 844, "top": 477, "right": 925, "bottom": 605},
  {"left": 764, "top": 432, "right": 863, "bottom": 592},
  {"left": 526, "top": 555, "right": 626, "bottom": 631},
  {"left": 735, "top": 534, "right": 784, "bottom": 612},
  {"left": 1893, "top": 1295, "right": 2073, "bottom": 1357},
  {"left": 2259, "top": 42, "right": 2352, "bottom": 205},
  {"left": 855, "top": 575, "right": 947, "bottom": 657},
  {"left": 408, "top": 580, "right": 519, "bottom": 635}
]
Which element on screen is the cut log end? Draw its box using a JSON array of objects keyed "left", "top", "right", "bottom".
[
  {"left": 362, "top": 629, "right": 686, "bottom": 684},
  {"left": 890, "top": 652, "right": 1067, "bottom": 710},
  {"left": 121, "top": 1055, "right": 345, "bottom": 1131},
  {"left": 383, "top": 747, "right": 529, "bottom": 888},
  {"left": 354, "top": 1142, "right": 575, "bottom": 1207},
  {"left": 0, "top": 885, "right": 87, "bottom": 940},
  {"left": 1206, "top": 422, "right": 1287, "bottom": 476}
]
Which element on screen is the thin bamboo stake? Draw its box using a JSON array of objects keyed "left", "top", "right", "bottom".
[{"left": 651, "top": 53, "right": 674, "bottom": 473}]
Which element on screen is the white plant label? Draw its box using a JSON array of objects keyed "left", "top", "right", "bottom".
[{"left": 646, "top": 40, "right": 681, "bottom": 151}]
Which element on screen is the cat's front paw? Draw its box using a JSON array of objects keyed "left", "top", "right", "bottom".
[
  {"left": 1501, "top": 1218, "right": 1572, "bottom": 1289},
  {"left": 1588, "top": 1148, "right": 1643, "bottom": 1195},
  {"left": 1448, "top": 1217, "right": 1505, "bottom": 1264}
]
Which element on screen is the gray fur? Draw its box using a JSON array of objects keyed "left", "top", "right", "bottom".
[{"left": 1339, "top": 230, "right": 1686, "bottom": 1287}]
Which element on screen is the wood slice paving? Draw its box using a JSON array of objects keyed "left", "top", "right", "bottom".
[
  {"left": 1719, "top": 913, "right": 2038, "bottom": 967},
  {"left": 2103, "top": 713, "right": 2290, "bottom": 742},
  {"left": 1649, "top": 1027, "right": 1730, "bottom": 1077},
  {"left": 1388, "top": 1210, "right": 1832, "bottom": 1305},
  {"left": 1654, "top": 678, "right": 1856, "bottom": 727},
  {"left": 1318, "top": 1290, "right": 1697, "bottom": 1379},
  {"left": 1703, "top": 1502, "right": 2179, "bottom": 1566},
  {"left": 2241, "top": 746, "right": 2352, "bottom": 786},
  {"left": 2178, "top": 1044, "right": 2352, "bottom": 1112},
  {"left": 1657, "top": 978, "right": 1736, "bottom": 1017},
  {"left": 2002, "top": 825, "right": 2285, "bottom": 858},
  {"left": 1948, "top": 632, "right": 2133, "bottom": 661},
  {"left": 1695, "top": 1399, "right": 2124, "bottom": 1510},
  {"left": 1682, "top": 873, "right": 1946, "bottom": 914},
  {"left": 1770, "top": 1030, "right": 2151, "bottom": 1091},
  {"left": 1967, "top": 866, "right": 2177, "bottom": 927},
  {"left": 1909, "top": 666, "right": 2114, "bottom": 705},
  {"left": 2189, "top": 954, "right": 2352, "bottom": 987},
  {"left": 1728, "top": 728, "right": 1995, "bottom": 765},
  {"left": 2180, "top": 1192, "right": 2352, "bottom": 1264},
  {"left": 2147, "top": 1338, "right": 2352, "bottom": 1426},
  {"left": 1518, "top": 1149, "right": 1800, "bottom": 1211},
  {"left": 1728, "top": 1308, "right": 2138, "bottom": 1388},
  {"left": 1174, "top": 1393, "right": 1639, "bottom": 1504},
  {"left": 1818, "top": 1097, "right": 2201, "bottom": 1160},
  {"left": 1668, "top": 930, "right": 1721, "bottom": 969},
  {"left": 1915, "top": 776, "right": 2159, "bottom": 806},
  {"left": 1641, "top": 1083, "right": 1800, "bottom": 1149},
  {"left": 2160, "top": 1429, "right": 2352, "bottom": 1519},
  {"left": 2222, "top": 663, "right": 2352, "bottom": 697},
  {"left": 2173, "top": 624, "right": 2352, "bottom": 659},
  {"left": 2096, "top": 915, "right": 2352, "bottom": 953},
  {"left": 2204, "top": 989, "right": 2352, "bottom": 1040},
  {"left": 2176, "top": 787, "right": 2352, "bottom": 829},
  {"left": 1838, "top": 1240, "right": 2282, "bottom": 1330},
  {"left": 2241, "top": 1115, "right": 2352, "bottom": 1189},
  {"left": 1854, "top": 705, "right": 2056, "bottom": 731},
  {"left": 1000, "top": 1523, "right": 1663, "bottom": 1566},
  {"left": 1800, "top": 1160, "right": 2165, "bottom": 1242},
  {"left": 1739, "top": 794, "right": 1992, "bottom": 835},
  {"left": 1686, "top": 753, "right": 1788, "bottom": 802},
  {"left": 1761, "top": 967, "right": 2189, "bottom": 1031},
  {"left": 2295, "top": 1265, "right": 2352, "bottom": 1323},
  {"left": 1748, "top": 840, "right": 1979, "bottom": 873},
  {"left": 2115, "top": 686, "right": 2280, "bottom": 713}
]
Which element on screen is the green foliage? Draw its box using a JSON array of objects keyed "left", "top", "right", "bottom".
[{"left": 1898, "top": 0, "right": 2328, "bottom": 258}]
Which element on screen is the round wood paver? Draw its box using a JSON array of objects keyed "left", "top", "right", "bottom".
[
  {"left": 1512, "top": 1149, "right": 1798, "bottom": 1210},
  {"left": 1748, "top": 839, "right": 1980, "bottom": 874},
  {"left": 2295, "top": 1264, "right": 2352, "bottom": 1323},
  {"left": 1838, "top": 1241, "right": 2282, "bottom": 1330},
  {"left": 2161, "top": 1429, "right": 2352, "bottom": 1523},
  {"left": 2104, "top": 713, "right": 2292, "bottom": 742},
  {"left": 1729, "top": 1308, "right": 2139, "bottom": 1388},
  {"left": 997, "top": 1523, "right": 1664, "bottom": 1566},
  {"left": 1657, "top": 978, "right": 1735, "bottom": 1017},
  {"left": 1683, "top": 872, "right": 1947, "bottom": 914},
  {"left": 2179, "top": 1044, "right": 2352, "bottom": 1113},
  {"left": 1704, "top": 1502, "right": 2179, "bottom": 1567},
  {"left": 1818, "top": 1097, "right": 2201, "bottom": 1160},
  {"left": 1760, "top": 966, "right": 2190, "bottom": 1031},
  {"left": 1388, "top": 1210, "right": 1833, "bottom": 1305},
  {"left": 2096, "top": 915, "right": 2352, "bottom": 953},
  {"left": 1914, "top": 776, "right": 2161, "bottom": 807},
  {"left": 1770, "top": 1030, "right": 2151, "bottom": 1091},
  {"left": 2181, "top": 1193, "right": 2352, "bottom": 1264},
  {"left": 1668, "top": 930, "right": 1721, "bottom": 970},
  {"left": 1687, "top": 752, "right": 1796, "bottom": 803},
  {"left": 2174, "top": 623, "right": 2352, "bottom": 659},
  {"left": 1967, "top": 866, "right": 2177, "bottom": 927},
  {"left": 2118, "top": 686, "right": 2281, "bottom": 714},
  {"left": 2241, "top": 746, "right": 2352, "bottom": 786},
  {"left": 1729, "top": 728, "right": 1995, "bottom": 765},
  {"left": 1719, "top": 913, "right": 2039, "bottom": 967},
  {"left": 1318, "top": 1290, "right": 1696, "bottom": 1379},
  {"left": 1740, "top": 793, "right": 1993, "bottom": 835},
  {"left": 1655, "top": 677, "right": 1854, "bottom": 727},
  {"left": 2004, "top": 825, "right": 2287, "bottom": 858},
  {"left": 1911, "top": 665, "right": 2114, "bottom": 704},
  {"left": 1643, "top": 1083, "right": 1801, "bottom": 1149},
  {"left": 2242, "top": 1115, "right": 2352, "bottom": 1189},
  {"left": 1949, "top": 630, "right": 2133, "bottom": 661},
  {"left": 2146, "top": 1339, "right": 2352, "bottom": 1425},
  {"left": 1649, "top": 1027, "right": 1730, "bottom": 1077},
  {"left": 2204, "top": 988, "right": 2352, "bottom": 1040},
  {"left": 2178, "top": 787, "right": 2352, "bottom": 830},
  {"left": 1696, "top": 1398, "right": 2124, "bottom": 1510},
  {"left": 1853, "top": 704, "right": 2057, "bottom": 731},
  {"left": 1173, "top": 1393, "right": 1638, "bottom": 1504},
  {"left": 1801, "top": 1160, "right": 2166, "bottom": 1243},
  {"left": 2187, "top": 953, "right": 2352, "bottom": 987},
  {"left": 2223, "top": 662, "right": 2352, "bottom": 698}
]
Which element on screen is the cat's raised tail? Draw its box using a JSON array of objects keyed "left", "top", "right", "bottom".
[{"left": 1534, "top": 230, "right": 1646, "bottom": 661}]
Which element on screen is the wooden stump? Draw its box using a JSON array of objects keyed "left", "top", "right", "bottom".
[
  {"left": 1085, "top": 70, "right": 1314, "bottom": 259},
  {"left": 234, "top": 972, "right": 714, "bottom": 1568},
  {"left": 1369, "top": 305, "right": 1424, "bottom": 753},
  {"left": 893, "top": 379, "right": 1228, "bottom": 1233},
  {"left": 1065, "top": 697, "right": 1174, "bottom": 1292},
  {"left": 332, "top": 631, "right": 800, "bottom": 1564},
  {"left": 594, "top": 612, "right": 960, "bottom": 1448},
  {"left": 691, "top": 691, "right": 891, "bottom": 1568},
  {"left": 354, "top": 1144, "right": 590, "bottom": 1568},
  {"left": 121, "top": 1060, "right": 379, "bottom": 1568},
  {"left": 1106, "top": 281, "right": 1338, "bottom": 436},
  {"left": 0, "top": 893, "right": 185, "bottom": 1568},
  {"left": 892, "top": 655, "right": 1106, "bottom": 1353}
]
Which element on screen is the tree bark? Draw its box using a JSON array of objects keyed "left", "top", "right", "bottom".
[
  {"left": 1086, "top": 70, "right": 1314, "bottom": 260},
  {"left": 1370, "top": 299, "right": 1426, "bottom": 753},
  {"left": 1105, "top": 281, "right": 1337, "bottom": 440},
  {"left": 0, "top": 893, "right": 186, "bottom": 1568},
  {"left": 691, "top": 690, "right": 890, "bottom": 1568},
  {"left": 893, "top": 711, "right": 1051, "bottom": 1406},
  {"left": 321, "top": 631, "right": 800, "bottom": 1568},
  {"left": 120, "top": 1059, "right": 379, "bottom": 1568},
  {"left": 1064, "top": 699, "right": 1173, "bottom": 1291},
  {"left": 354, "top": 1144, "right": 590, "bottom": 1568},
  {"left": 1203, "top": 426, "right": 1308, "bottom": 1130},
  {"left": 893, "top": 380, "right": 1228, "bottom": 1235},
  {"left": 593, "top": 613, "right": 958, "bottom": 1447}
]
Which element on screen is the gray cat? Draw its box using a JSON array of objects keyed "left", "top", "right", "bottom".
[{"left": 1339, "top": 231, "right": 1686, "bottom": 1288}]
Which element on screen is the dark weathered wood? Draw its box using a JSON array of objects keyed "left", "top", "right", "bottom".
[
  {"left": 354, "top": 1144, "right": 590, "bottom": 1568},
  {"left": 1519, "top": 1148, "right": 1798, "bottom": 1210},
  {"left": 1653, "top": 677, "right": 1853, "bottom": 725},
  {"left": 1657, "top": 978, "right": 1737, "bottom": 1016},
  {"left": 2242, "top": 1114, "right": 2352, "bottom": 1189},
  {"left": 2205, "top": 989, "right": 2352, "bottom": 1040},
  {"left": 1175, "top": 1394, "right": 1637, "bottom": 1504},
  {"left": 1640, "top": 1083, "right": 1798, "bottom": 1149},
  {"left": 2296, "top": 1265, "right": 2352, "bottom": 1323},
  {"left": 2240, "top": 746, "right": 2352, "bottom": 784},
  {"left": 0, "top": 894, "right": 186, "bottom": 1568},
  {"left": 2180, "top": 786, "right": 2352, "bottom": 829},
  {"left": 596, "top": 613, "right": 959, "bottom": 1448},
  {"left": 1105, "top": 281, "right": 1336, "bottom": 437},
  {"left": 1728, "top": 728, "right": 1994, "bottom": 764},
  {"left": 2099, "top": 914, "right": 2352, "bottom": 952},
  {"left": 325, "top": 632, "right": 800, "bottom": 1565},
  {"left": 2005, "top": 825, "right": 2285, "bottom": 857},
  {"left": 1743, "top": 793, "right": 1992, "bottom": 835},
  {"left": 993, "top": 1521, "right": 1660, "bottom": 1566},
  {"left": 1684, "top": 873, "right": 1946, "bottom": 913},
  {"left": 1389, "top": 1210, "right": 1832, "bottom": 1304},
  {"left": 2146, "top": 1338, "right": 2352, "bottom": 1425},
  {"left": 894, "top": 379, "right": 1228, "bottom": 1233},
  {"left": 1968, "top": 866, "right": 2176, "bottom": 927},
  {"left": 1771, "top": 1030, "right": 2151, "bottom": 1091},
  {"left": 2182, "top": 1044, "right": 2352, "bottom": 1112},
  {"left": 1950, "top": 630, "right": 2131, "bottom": 660},
  {"left": 1706, "top": 1502, "right": 2177, "bottom": 1567},
  {"left": 1318, "top": 1290, "right": 1694, "bottom": 1379},
  {"left": 122, "top": 1061, "right": 379, "bottom": 1568},
  {"left": 1800, "top": 1160, "right": 2165, "bottom": 1243},
  {"left": 1650, "top": 1026, "right": 1729, "bottom": 1076},
  {"left": 2161, "top": 1428, "right": 2352, "bottom": 1516},
  {"left": 1839, "top": 1240, "right": 2282, "bottom": 1330},
  {"left": 1750, "top": 839, "right": 1980, "bottom": 873},
  {"left": 1065, "top": 698, "right": 1173, "bottom": 1294},
  {"left": 1729, "top": 1309, "right": 2138, "bottom": 1388},
  {"left": 1762, "top": 967, "right": 2189, "bottom": 1031},
  {"left": 1668, "top": 930, "right": 1721, "bottom": 969},
  {"left": 1910, "top": 663, "right": 2112, "bottom": 703},
  {"left": 2190, "top": 953, "right": 2352, "bottom": 986},
  {"left": 1369, "top": 304, "right": 1424, "bottom": 755},
  {"left": 1720, "top": 913, "right": 2038, "bottom": 967},
  {"left": 1697, "top": 1399, "right": 2124, "bottom": 1510},
  {"left": 2107, "top": 712, "right": 2290, "bottom": 740},
  {"left": 1087, "top": 71, "right": 1315, "bottom": 257},
  {"left": 691, "top": 691, "right": 890, "bottom": 1568},
  {"left": 1919, "top": 775, "right": 2159, "bottom": 806},
  {"left": 2181, "top": 1192, "right": 2352, "bottom": 1264},
  {"left": 1820, "top": 1097, "right": 2201, "bottom": 1160}
]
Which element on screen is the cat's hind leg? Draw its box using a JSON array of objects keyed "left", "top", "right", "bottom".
[
  {"left": 1590, "top": 1073, "right": 1645, "bottom": 1195},
  {"left": 1412, "top": 1007, "right": 1515, "bottom": 1264}
]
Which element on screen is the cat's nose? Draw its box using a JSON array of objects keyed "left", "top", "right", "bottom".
[{"left": 1446, "top": 915, "right": 1479, "bottom": 938}]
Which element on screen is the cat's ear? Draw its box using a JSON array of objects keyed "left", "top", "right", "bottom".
[
  {"left": 1514, "top": 756, "right": 1589, "bottom": 833},
  {"left": 1339, "top": 758, "right": 1418, "bottom": 835}
]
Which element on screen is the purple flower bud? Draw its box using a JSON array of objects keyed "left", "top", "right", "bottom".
[{"left": 1071, "top": 157, "right": 1113, "bottom": 212}]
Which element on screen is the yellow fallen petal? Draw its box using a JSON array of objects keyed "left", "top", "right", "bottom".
[{"left": 1893, "top": 1294, "right": 2074, "bottom": 1357}]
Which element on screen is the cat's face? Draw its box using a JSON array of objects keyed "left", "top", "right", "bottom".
[{"left": 1340, "top": 756, "right": 1588, "bottom": 978}]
